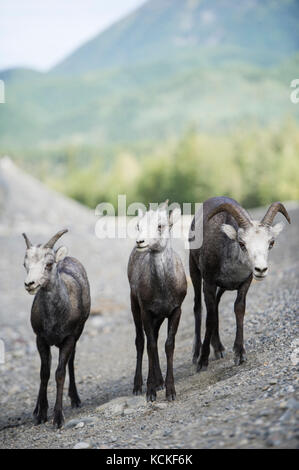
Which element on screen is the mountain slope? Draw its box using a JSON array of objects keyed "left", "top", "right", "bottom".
[
  {"left": 0, "top": 0, "right": 299, "bottom": 154},
  {"left": 53, "top": 0, "right": 299, "bottom": 75},
  {"left": 1, "top": 55, "right": 298, "bottom": 150}
]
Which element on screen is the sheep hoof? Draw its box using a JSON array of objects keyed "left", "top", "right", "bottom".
[
  {"left": 192, "top": 354, "right": 199, "bottom": 365},
  {"left": 133, "top": 387, "right": 143, "bottom": 396},
  {"left": 33, "top": 405, "right": 48, "bottom": 425},
  {"left": 155, "top": 380, "right": 164, "bottom": 391},
  {"left": 234, "top": 352, "right": 247, "bottom": 366},
  {"left": 33, "top": 412, "right": 48, "bottom": 425},
  {"left": 71, "top": 398, "right": 81, "bottom": 408},
  {"left": 146, "top": 390, "right": 157, "bottom": 402},
  {"left": 196, "top": 357, "right": 209, "bottom": 373},
  {"left": 196, "top": 355, "right": 209, "bottom": 372},
  {"left": 166, "top": 394, "right": 176, "bottom": 401},
  {"left": 53, "top": 410, "right": 65, "bottom": 429},
  {"left": 214, "top": 350, "right": 225, "bottom": 360},
  {"left": 166, "top": 388, "right": 176, "bottom": 401}
]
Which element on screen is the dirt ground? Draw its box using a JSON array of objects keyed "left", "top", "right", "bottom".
[{"left": 0, "top": 157, "right": 298, "bottom": 449}]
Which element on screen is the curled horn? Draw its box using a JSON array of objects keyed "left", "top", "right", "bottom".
[
  {"left": 208, "top": 203, "right": 252, "bottom": 229},
  {"left": 22, "top": 233, "right": 32, "bottom": 249},
  {"left": 261, "top": 202, "right": 291, "bottom": 226},
  {"left": 44, "top": 229, "right": 68, "bottom": 249}
]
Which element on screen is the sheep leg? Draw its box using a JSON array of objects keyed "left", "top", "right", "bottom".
[
  {"left": 189, "top": 253, "right": 202, "bottom": 364},
  {"left": 233, "top": 275, "right": 252, "bottom": 365},
  {"left": 68, "top": 344, "right": 81, "bottom": 408},
  {"left": 131, "top": 294, "right": 144, "bottom": 395},
  {"left": 34, "top": 336, "right": 51, "bottom": 425},
  {"left": 53, "top": 336, "right": 75, "bottom": 428},
  {"left": 165, "top": 307, "right": 181, "bottom": 401},
  {"left": 211, "top": 287, "right": 226, "bottom": 359},
  {"left": 197, "top": 281, "right": 217, "bottom": 372},
  {"left": 143, "top": 312, "right": 160, "bottom": 402},
  {"left": 153, "top": 317, "right": 165, "bottom": 390}
]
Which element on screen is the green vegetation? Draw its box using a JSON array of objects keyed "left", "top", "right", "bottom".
[
  {"left": 0, "top": 0, "right": 298, "bottom": 211},
  {"left": 1, "top": 55, "right": 299, "bottom": 151},
  {"left": 1, "top": 0, "right": 299, "bottom": 151},
  {"left": 43, "top": 119, "right": 299, "bottom": 211}
]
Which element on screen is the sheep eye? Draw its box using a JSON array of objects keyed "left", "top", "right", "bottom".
[
  {"left": 239, "top": 241, "right": 246, "bottom": 251},
  {"left": 158, "top": 224, "right": 162, "bottom": 231},
  {"left": 46, "top": 262, "right": 53, "bottom": 270},
  {"left": 269, "top": 240, "right": 275, "bottom": 249}
]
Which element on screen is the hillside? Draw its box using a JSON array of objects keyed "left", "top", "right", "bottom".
[
  {"left": 1, "top": 57, "right": 298, "bottom": 152},
  {"left": 53, "top": 0, "right": 299, "bottom": 74},
  {"left": 0, "top": 0, "right": 299, "bottom": 154},
  {"left": 0, "top": 68, "right": 43, "bottom": 83}
]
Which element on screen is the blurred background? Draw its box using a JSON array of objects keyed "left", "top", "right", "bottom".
[
  {"left": 0, "top": 3, "right": 299, "bottom": 449},
  {"left": 0, "top": 0, "right": 299, "bottom": 211}
]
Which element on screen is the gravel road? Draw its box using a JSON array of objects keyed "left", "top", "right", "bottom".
[{"left": 0, "top": 157, "right": 298, "bottom": 449}]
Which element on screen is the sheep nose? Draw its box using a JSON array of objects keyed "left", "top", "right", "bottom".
[
  {"left": 25, "top": 281, "right": 35, "bottom": 288},
  {"left": 136, "top": 240, "right": 145, "bottom": 246},
  {"left": 254, "top": 267, "right": 268, "bottom": 274}
]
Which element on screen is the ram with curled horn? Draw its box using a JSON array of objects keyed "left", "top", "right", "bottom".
[
  {"left": 22, "top": 228, "right": 90, "bottom": 428},
  {"left": 189, "top": 197, "right": 290, "bottom": 371}
]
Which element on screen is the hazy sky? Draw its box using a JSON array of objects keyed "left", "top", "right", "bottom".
[{"left": 0, "top": 0, "right": 146, "bottom": 71}]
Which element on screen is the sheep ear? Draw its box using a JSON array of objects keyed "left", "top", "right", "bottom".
[
  {"left": 271, "top": 222, "right": 284, "bottom": 238},
  {"left": 221, "top": 224, "right": 237, "bottom": 240},
  {"left": 55, "top": 246, "right": 68, "bottom": 262},
  {"left": 169, "top": 207, "right": 181, "bottom": 227}
]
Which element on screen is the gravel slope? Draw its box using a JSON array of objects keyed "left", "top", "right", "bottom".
[{"left": 0, "top": 157, "right": 298, "bottom": 449}]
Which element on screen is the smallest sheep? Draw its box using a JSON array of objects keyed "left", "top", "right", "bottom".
[
  {"left": 22, "top": 229, "right": 90, "bottom": 428},
  {"left": 128, "top": 201, "right": 187, "bottom": 402}
]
